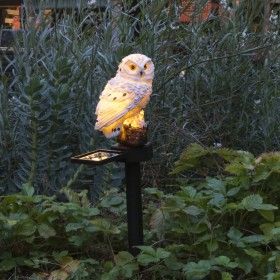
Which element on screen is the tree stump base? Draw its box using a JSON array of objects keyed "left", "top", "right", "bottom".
[{"left": 117, "top": 124, "right": 148, "bottom": 147}]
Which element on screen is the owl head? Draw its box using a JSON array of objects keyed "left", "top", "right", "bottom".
[{"left": 117, "top": 53, "right": 154, "bottom": 83}]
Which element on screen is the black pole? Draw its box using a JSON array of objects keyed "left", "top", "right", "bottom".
[
  {"left": 125, "top": 161, "right": 143, "bottom": 256},
  {"left": 71, "top": 143, "right": 153, "bottom": 255}
]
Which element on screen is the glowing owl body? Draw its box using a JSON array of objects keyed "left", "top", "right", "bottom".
[{"left": 95, "top": 54, "right": 154, "bottom": 138}]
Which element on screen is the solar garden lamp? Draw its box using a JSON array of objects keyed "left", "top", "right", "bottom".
[
  {"left": 71, "top": 143, "right": 153, "bottom": 256},
  {"left": 72, "top": 53, "right": 155, "bottom": 255}
]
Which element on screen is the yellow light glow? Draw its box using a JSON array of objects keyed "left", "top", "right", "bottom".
[
  {"left": 80, "top": 152, "right": 118, "bottom": 162},
  {"left": 123, "top": 110, "right": 146, "bottom": 129}
]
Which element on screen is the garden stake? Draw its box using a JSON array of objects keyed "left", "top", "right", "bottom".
[{"left": 71, "top": 143, "right": 153, "bottom": 256}]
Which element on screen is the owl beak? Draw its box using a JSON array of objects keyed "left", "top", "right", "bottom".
[{"left": 140, "top": 70, "right": 144, "bottom": 76}]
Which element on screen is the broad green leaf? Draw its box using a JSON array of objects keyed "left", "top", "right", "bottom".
[
  {"left": 137, "top": 253, "right": 157, "bottom": 266},
  {"left": 227, "top": 187, "right": 240, "bottom": 197},
  {"left": 0, "top": 258, "right": 16, "bottom": 271},
  {"left": 49, "top": 269, "right": 68, "bottom": 280},
  {"left": 115, "top": 251, "right": 134, "bottom": 266},
  {"left": 240, "top": 194, "right": 263, "bottom": 211},
  {"left": 235, "top": 257, "right": 252, "bottom": 274},
  {"left": 156, "top": 248, "right": 170, "bottom": 259},
  {"left": 208, "top": 193, "right": 225, "bottom": 207},
  {"left": 260, "top": 223, "right": 275, "bottom": 236},
  {"left": 121, "top": 263, "right": 138, "bottom": 278},
  {"left": 183, "top": 260, "right": 212, "bottom": 280},
  {"left": 244, "top": 248, "right": 264, "bottom": 260},
  {"left": 207, "top": 240, "right": 218, "bottom": 252},
  {"left": 206, "top": 178, "right": 226, "bottom": 193},
  {"left": 137, "top": 246, "right": 155, "bottom": 256},
  {"left": 65, "top": 223, "right": 84, "bottom": 232},
  {"left": 38, "top": 223, "right": 56, "bottom": 238},
  {"left": 21, "top": 183, "right": 35, "bottom": 197},
  {"left": 144, "top": 188, "right": 164, "bottom": 198},
  {"left": 259, "top": 210, "right": 275, "bottom": 222},
  {"left": 221, "top": 272, "right": 233, "bottom": 280},
  {"left": 164, "top": 256, "right": 184, "bottom": 271},
  {"left": 16, "top": 220, "right": 37, "bottom": 236},
  {"left": 184, "top": 205, "right": 203, "bottom": 216},
  {"left": 242, "top": 234, "right": 264, "bottom": 244},
  {"left": 214, "top": 256, "right": 238, "bottom": 268},
  {"left": 149, "top": 209, "right": 164, "bottom": 233},
  {"left": 227, "top": 227, "right": 245, "bottom": 248}
]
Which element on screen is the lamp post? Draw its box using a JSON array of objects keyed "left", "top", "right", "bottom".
[{"left": 71, "top": 143, "right": 153, "bottom": 256}]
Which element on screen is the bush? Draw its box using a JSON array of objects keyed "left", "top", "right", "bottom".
[
  {"left": 1, "top": 144, "right": 280, "bottom": 279},
  {"left": 0, "top": 0, "right": 279, "bottom": 193}
]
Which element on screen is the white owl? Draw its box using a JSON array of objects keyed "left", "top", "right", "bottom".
[{"left": 95, "top": 53, "right": 154, "bottom": 138}]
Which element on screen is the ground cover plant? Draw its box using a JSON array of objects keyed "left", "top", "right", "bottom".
[{"left": 1, "top": 144, "right": 280, "bottom": 279}]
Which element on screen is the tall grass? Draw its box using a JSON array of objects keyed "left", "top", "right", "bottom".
[{"left": 0, "top": 0, "right": 279, "bottom": 194}]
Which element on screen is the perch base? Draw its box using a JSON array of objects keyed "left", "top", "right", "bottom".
[{"left": 117, "top": 124, "right": 148, "bottom": 147}]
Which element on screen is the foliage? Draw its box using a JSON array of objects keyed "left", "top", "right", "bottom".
[
  {"left": 1, "top": 144, "right": 280, "bottom": 279},
  {"left": 1, "top": 0, "right": 280, "bottom": 193}
]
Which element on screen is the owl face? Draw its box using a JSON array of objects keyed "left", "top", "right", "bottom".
[{"left": 117, "top": 54, "right": 154, "bottom": 83}]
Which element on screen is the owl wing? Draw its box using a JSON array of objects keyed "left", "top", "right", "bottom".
[{"left": 95, "top": 81, "right": 148, "bottom": 130}]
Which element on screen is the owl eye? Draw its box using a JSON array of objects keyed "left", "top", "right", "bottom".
[
  {"left": 144, "top": 64, "right": 148, "bottom": 70},
  {"left": 130, "top": 65, "right": 136, "bottom": 70}
]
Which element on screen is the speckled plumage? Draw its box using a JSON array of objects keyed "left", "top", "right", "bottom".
[{"left": 95, "top": 54, "right": 154, "bottom": 138}]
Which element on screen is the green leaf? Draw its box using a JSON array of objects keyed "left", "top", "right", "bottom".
[
  {"left": 53, "top": 251, "right": 69, "bottom": 263},
  {"left": 164, "top": 256, "right": 184, "bottom": 271},
  {"left": 259, "top": 210, "right": 275, "bottom": 222},
  {"left": 38, "top": 223, "right": 56, "bottom": 238},
  {"left": 208, "top": 193, "right": 225, "bottom": 207},
  {"left": 227, "top": 187, "right": 240, "bottom": 197},
  {"left": 214, "top": 256, "right": 238, "bottom": 268},
  {"left": 221, "top": 272, "right": 233, "bottom": 280},
  {"left": 207, "top": 240, "right": 218, "bottom": 252},
  {"left": 240, "top": 194, "right": 263, "bottom": 211},
  {"left": 183, "top": 260, "right": 212, "bottom": 280},
  {"left": 266, "top": 273, "right": 280, "bottom": 280},
  {"left": 242, "top": 234, "right": 264, "bottom": 244},
  {"left": 149, "top": 209, "right": 164, "bottom": 233},
  {"left": 184, "top": 205, "right": 203, "bottom": 216},
  {"left": 227, "top": 227, "right": 245, "bottom": 247},
  {"left": 137, "top": 253, "right": 157, "bottom": 266},
  {"left": 65, "top": 223, "right": 84, "bottom": 232},
  {"left": 239, "top": 194, "right": 277, "bottom": 212},
  {"left": 0, "top": 258, "right": 16, "bottom": 271},
  {"left": 156, "top": 248, "right": 170, "bottom": 259},
  {"left": 121, "top": 263, "right": 138, "bottom": 278},
  {"left": 145, "top": 188, "right": 164, "bottom": 198},
  {"left": 171, "top": 144, "right": 208, "bottom": 174},
  {"left": 260, "top": 223, "right": 275, "bottom": 236},
  {"left": 16, "top": 220, "right": 37, "bottom": 236},
  {"left": 244, "top": 248, "right": 264, "bottom": 260},
  {"left": 115, "top": 252, "right": 134, "bottom": 266},
  {"left": 206, "top": 178, "right": 226, "bottom": 193},
  {"left": 22, "top": 183, "right": 35, "bottom": 197},
  {"left": 235, "top": 257, "right": 252, "bottom": 274},
  {"left": 137, "top": 246, "right": 156, "bottom": 256},
  {"left": 136, "top": 246, "right": 170, "bottom": 266}
]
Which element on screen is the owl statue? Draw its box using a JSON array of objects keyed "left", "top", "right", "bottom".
[{"left": 94, "top": 53, "right": 154, "bottom": 139}]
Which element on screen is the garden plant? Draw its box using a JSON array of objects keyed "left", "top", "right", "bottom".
[{"left": 0, "top": 0, "right": 280, "bottom": 279}]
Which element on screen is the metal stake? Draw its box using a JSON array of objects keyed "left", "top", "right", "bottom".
[
  {"left": 125, "top": 161, "right": 143, "bottom": 256},
  {"left": 71, "top": 143, "right": 153, "bottom": 256}
]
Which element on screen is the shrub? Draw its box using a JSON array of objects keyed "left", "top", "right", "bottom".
[
  {"left": 1, "top": 0, "right": 280, "bottom": 192},
  {"left": 1, "top": 144, "right": 280, "bottom": 279}
]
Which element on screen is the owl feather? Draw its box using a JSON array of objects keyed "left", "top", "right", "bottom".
[{"left": 95, "top": 54, "right": 154, "bottom": 138}]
